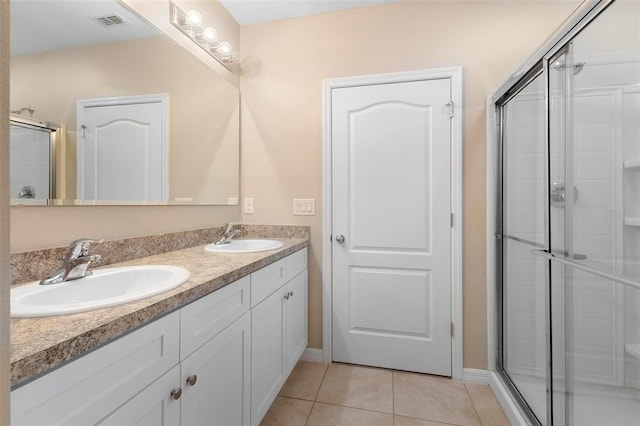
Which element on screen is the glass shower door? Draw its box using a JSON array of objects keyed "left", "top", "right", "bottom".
[
  {"left": 547, "top": 1, "right": 640, "bottom": 423},
  {"left": 500, "top": 73, "right": 549, "bottom": 424}
]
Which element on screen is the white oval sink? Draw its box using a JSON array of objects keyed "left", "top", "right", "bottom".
[
  {"left": 11, "top": 265, "right": 190, "bottom": 318},
  {"left": 204, "top": 239, "right": 284, "bottom": 253}
]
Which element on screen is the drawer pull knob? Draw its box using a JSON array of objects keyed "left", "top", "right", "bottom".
[
  {"left": 186, "top": 374, "right": 198, "bottom": 386},
  {"left": 170, "top": 387, "right": 183, "bottom": 400}
]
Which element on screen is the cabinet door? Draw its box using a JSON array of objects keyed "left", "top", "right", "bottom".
[
  {"left": 251, "top": 287, "right": 286, "bottom": 425},
  {"left": 285, "top": 271, "right": 308, "bottom": 374},
  {"left": 181, "top": 312, "right": 251, "bottom": 426},
  {"left": 97, "top": 366, "right": 181, "bottom": 426}
]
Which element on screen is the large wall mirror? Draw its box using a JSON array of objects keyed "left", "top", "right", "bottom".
[{"left": 9, "top": 0, "right": 240, "bottom": 206}]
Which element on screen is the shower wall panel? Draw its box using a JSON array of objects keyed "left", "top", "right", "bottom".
[{"left": 9, "top": 125, "right": 50, "bottom": 199}]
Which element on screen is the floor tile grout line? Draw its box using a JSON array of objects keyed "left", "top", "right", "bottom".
[
  {"left": 464, "top": 382, "right": 484, "bottom": 426},
  {"left": 278, "top": 395, "right": 317, "bottom": 403},
  {"left": 309, "top": 400, "right": 395, "bottom": 416},
  {"left": 394, "top": 412, "right": 466, "bottom": 426},
  {"left": 313, "top": 363, "right": 330, "bottom": 402},
  {"left": 392, "top": 370, "right": 396, "bottom": 417},
  {"left": 304, "top": 401, "right": 316, "bottom": 426}
]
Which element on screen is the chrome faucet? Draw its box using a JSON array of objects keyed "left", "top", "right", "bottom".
[
  {"left": 40, "top": 239, "right": 104, "bottom": 285},
  {"left": 215, "top": 222, "right": 242, "bottom": 245}
]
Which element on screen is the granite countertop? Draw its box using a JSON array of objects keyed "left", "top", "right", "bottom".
[{"left": 10, "top": 238, "right": 309, "bottom": 388}]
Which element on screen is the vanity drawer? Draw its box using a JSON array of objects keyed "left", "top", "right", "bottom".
[
  {"left": 251, "top": 258, "right": 286, "bottom": 308},
  {"left": 11, "top": 310, "right": 180, "bottom": 426},
  {"left": 286, "top": 248, "right": 308, "bottom": 281},
  {"left": 181, "top": 275, "right": 250, "bottom": 358}
]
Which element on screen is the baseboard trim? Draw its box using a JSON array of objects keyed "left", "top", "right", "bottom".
[
  {"left": 488, "top": 371, "right": 531, "bottom": 426},
  {"left": 300, "top": 348, "right": 325, "bottom": 363},
  {"left": 462, "top": 368, "right": 489, "bottom": 384}
]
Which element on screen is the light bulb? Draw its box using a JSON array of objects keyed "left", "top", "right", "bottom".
[
  {"left": 185, "top": 10, "right": 202, "bottom": 27},
  {"left": 201, "top": 27, "right": 218, "bottom": 43},
  {"left": 216, "top": 41, "right": 232, "bottom": 57}
]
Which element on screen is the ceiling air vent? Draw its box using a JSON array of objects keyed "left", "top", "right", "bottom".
[{"left": 90, "top": 13, "right": 129, "bottom": 28}]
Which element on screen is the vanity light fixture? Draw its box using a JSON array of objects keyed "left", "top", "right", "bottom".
[{"left": 169, "top": 1, "right": 240, "bottom": 67}]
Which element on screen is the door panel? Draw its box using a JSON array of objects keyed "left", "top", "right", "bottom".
[
  {"left": 332, "top": 78, "right": 452, "bottom": 376},
  {"left": 350, "top": 267, "right": 431, "bottom": 336},
  {"left": 78, "top": 99, "right": 165, "bottom": 201}
]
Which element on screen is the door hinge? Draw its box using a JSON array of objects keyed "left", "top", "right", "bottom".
[
  {"left": 445, "top": 101, "right": 454, "bottom": 118},
  {"left": 450, "top": 213, "right": 454, "bottom": 228},
  {"left": 80, "top": 125, "right": 87, "bottom": 138},
  {"left": 450, "top": 322, "right": 454, "bottom": 337}
]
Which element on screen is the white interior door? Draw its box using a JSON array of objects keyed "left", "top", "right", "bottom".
[
  {"left": 331, "top": 77, "right": 452, "bottom": 376},
  {"left": 77, "top": 95, "right": 167, "bottom": 201}
]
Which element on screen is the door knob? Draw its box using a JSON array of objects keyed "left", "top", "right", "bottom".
[
  {"left": 335, "top": 234, "right": 345, "bottom": 244},
  {"left": 186, "top": 374, "right": 198, "bottom": 386},
  {"left": 170, "top": 387, "right": 183, "bottom": 400}
]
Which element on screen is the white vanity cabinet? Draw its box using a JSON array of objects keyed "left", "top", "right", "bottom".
[
  {"left": 251, "top": 248, "right": 308, "bottom": 425},
  {"left": 11, "top": 311, "right": 181, "bottom": 425},
  {"left": 11, "top": 247, "right": 308, "bottom": 426}
]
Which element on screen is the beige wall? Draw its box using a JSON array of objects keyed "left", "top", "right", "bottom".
[{"left": 239, "top": 0, "right": 581, "bottom": 369}]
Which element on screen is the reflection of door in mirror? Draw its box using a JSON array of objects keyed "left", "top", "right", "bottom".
[
  {"left": 9, "top": 115, "right": 60, "bottom": 203},
  {"left": 77, "top": 95, "right": 168, "bottom": 203}
]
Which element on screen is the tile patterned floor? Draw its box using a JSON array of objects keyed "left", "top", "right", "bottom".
[{"left": 260, "top": 361, "right": 511, "bottom": 426}]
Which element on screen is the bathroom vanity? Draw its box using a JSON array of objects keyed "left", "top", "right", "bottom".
[{"left": 10, "top": 238, "right": 308, "bottom": 426}]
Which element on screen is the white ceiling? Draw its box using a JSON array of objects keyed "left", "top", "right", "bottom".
[
  {"left": 219, "top": 0, "right": 405, "bottom": 25},
  {"left": 11, "top": 0, "right": 158, "bottom": 57}
]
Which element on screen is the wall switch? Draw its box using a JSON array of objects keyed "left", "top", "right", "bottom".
[
  {"left": 293, "top": 198, "right": 315, "bottom": 215},
  {"left": 244, "top": 197, "right": 254, "bottom": 214}
]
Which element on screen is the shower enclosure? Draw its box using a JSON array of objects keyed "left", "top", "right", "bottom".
[
  {"left": 491, "top": 0, "right": 640, "bottom": 424},
  {"left": 9, "top": 115, "right": 60, "bottom": 202}
]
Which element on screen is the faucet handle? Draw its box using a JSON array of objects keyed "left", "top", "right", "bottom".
[
  {"left": 224, "top": 222, "right": 241, "bottom": 233},
  {"left": 65, "top": 238, "right": 104, "bottom": 259}
]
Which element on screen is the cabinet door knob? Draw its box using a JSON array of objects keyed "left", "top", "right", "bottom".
[
  {"left": 186, "top": 374, "right": 198, "bottom": 386},
  {"left": 335, "top": 234, "right": 345, "bottom": 244},
  {"left": 170, "top": 387, "right": 183, "bottom": 400}
]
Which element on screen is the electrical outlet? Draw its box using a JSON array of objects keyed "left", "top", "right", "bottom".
[
  {"left": 293, "top": 198, "right": 315, "bottom": 215},
  {"left": 244, "top": 197, "right": 254, "bottom": 214}
]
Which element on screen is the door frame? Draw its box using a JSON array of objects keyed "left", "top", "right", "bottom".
[
  {"left": 76, "top": 93, "right": 169, "bottom": 201},
  {"left": 322, "top": 67, "right": 464, "bottom": 379}
]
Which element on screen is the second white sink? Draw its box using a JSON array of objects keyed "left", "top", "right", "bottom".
[
  {"left": 204, "top": 239, "right": 284, "bottom": 253},
  {"left": 11, "top": 265, "right": 191, "bottom": 318}
]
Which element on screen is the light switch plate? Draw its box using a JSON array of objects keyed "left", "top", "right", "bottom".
[
  {"left": 244, "top": 197, "right": 254, "bottom": 214},
  {"left": 293, "top": 198, "right": 315, "bottom": 215}
]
